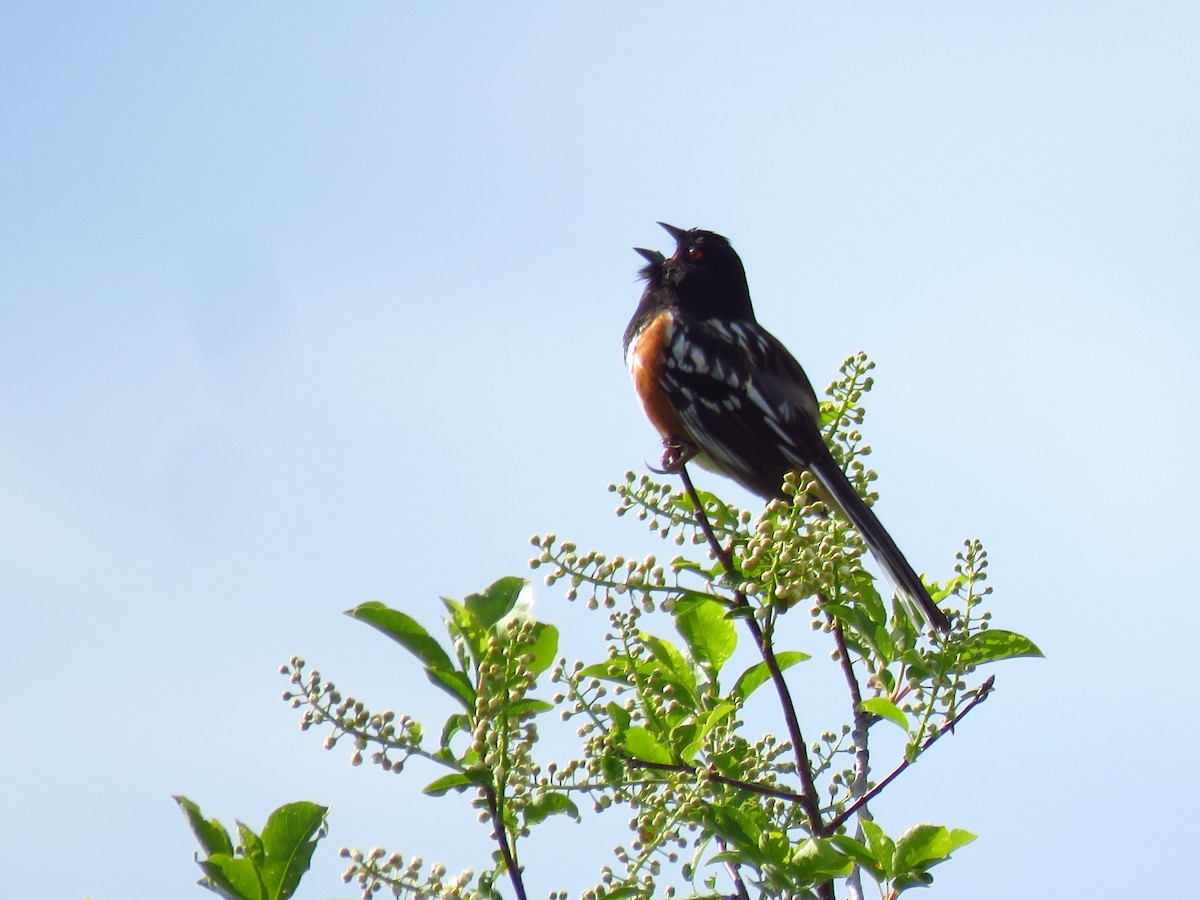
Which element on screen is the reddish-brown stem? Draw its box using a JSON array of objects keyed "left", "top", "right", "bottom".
[
  {"left": 718, "top": 837, "right": 752, "bottom": 900},
  {"left": 677, "top": 465, "right": 834, "bottom": 900},
  {"left": 482, "top": 782, "right": 527, "bottom": 900}
]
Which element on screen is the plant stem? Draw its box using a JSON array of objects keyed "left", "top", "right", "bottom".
[
  {"left": 483, "top": 783, "right": 527, "bottom": 900},
  {"left": 620, "top": 754, "right": 806, "bottom": 803},
  {"left": 678, "top": 465, "right": 834, "bottom": 900},
  {"left": 828, "top": 608, "right": 871, "bottom": 815},
  {"left": 827, "top": 676, "right": 995, "bottom": 833},
  {"left": 679, "top": 467, "right": 824, "bottom": 827},
  {"left": 718, "top": 837, "right": 752, "bottom": 900},
  {"left": 829, "top": 608, "right": 871, "bottom": 900}
]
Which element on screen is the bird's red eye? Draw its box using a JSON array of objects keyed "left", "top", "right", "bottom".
[{"left": 687, "top": 245, "right": 704, "bottom": 262}]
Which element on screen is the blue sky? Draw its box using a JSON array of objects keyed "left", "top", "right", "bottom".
[{"left": 2, "top": 3, "right": 1197, "bottom": 898}]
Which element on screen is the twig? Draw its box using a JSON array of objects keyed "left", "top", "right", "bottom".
[
  {"left": 483, "top": 783, "right": 528, "bottom": 900},
  {"left": 718, "top": 837, "right": 752, "bottom": 900},
  {"left": 828, "top": 607, "right": 871, "bottom": 900},
  {"left": 828, "top": 606, "right": 871, "bottom": 817},
  {"left": 677, "top": 467, "right": 823, "bottom": 823},
  {"left": 620, "top": 754, "right": 806, "bottom": 804},
  {"left": 677, "top": 465, "right": 834, "bottom": 900},
  {"left": 827, "top": 675, "right": 996, "bottom": 833},
  {"left": 676, "top": 463, "right": 736, "bottom": 573}
]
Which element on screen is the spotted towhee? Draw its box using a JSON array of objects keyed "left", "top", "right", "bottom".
[{"left": 624, "top": 223, "right": 950, "bottom": 632}]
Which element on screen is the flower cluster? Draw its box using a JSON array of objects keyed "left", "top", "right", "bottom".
[
  {"left": 280, "top": 656, "right": 421, "bottom": 773},
  {"left": 340, "top": 847, "right": 482, "bottom": 899}
]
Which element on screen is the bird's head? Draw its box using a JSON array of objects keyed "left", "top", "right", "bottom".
[{"left": 635, "top": 223, "right": 754, "bottom": 319}]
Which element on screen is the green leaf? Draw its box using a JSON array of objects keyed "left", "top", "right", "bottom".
[
  {"left": 704, "top": 492, "right": 741, "bottom": 529},
  {"left": 424, "top": 770, "right": 487, "bottom": 797},
  {"left": 876, "top": 666, "right": 896, "bottom": 695},
  {"left": 441, "top": 597, "right": 486, "bottom": 665},
  {"left": 506, "top": 698, "right": 554, "bottom": 718},
  {"left": 523, "top": 792, "right": 580, "bottom": 826},
  {"left": 670, "top": 722, "right": 700, "bottom": 762},
  {"left": 601, "top": 753, "right": 626, "bottom": 785},
  {"left": 789, "top": 838, "right": 854, "bottom": 880},
  {"left": 929, "top": 575, "right": 967, "bottom": 603},
  {"left": 237, "top": 822, "right": 264, "bottom": 867},
  {"left": 818, "top": 399, "right": 839, "bottom": 429},
  {"left": 345, "top": 602, "right": 454, "bottom": 673},
  {"left": 621, "top": 726, "right": 672, "bottom": 765},
  {"left": 596, "top": 889, "right": 642, "bottom": 900},
  {"left": 199, "top": 854, "right": 266, "bottom": 900},
  {"left": 671, "top": 556, "right": 719, "bottom": 581},
  {"left": 850, "top": 568, "right": 888, "bottom": 622},
  {"left": 465, "top": 576, "right": 527, "bottom": 627},
  {"left": 175, "top": 795, "right": 234, "bottom": 857},
  {"left": 640, "top": 633, "right": 697, "bottom": 700},
  {"left": 827, "top": 588, "right": 895, "bottom": 665},
  {"left": 892, "top": 871, "right": 935, "bottom": 892},
  {"left": 259, "top": 802, "right": 327, "bottom": 900},
  {"left": 860, "top": 818, "right": 896, "bottom": 877},
  {"left": 730, "top": 650, "right": 810, "bottom": 702},
  {"left": 678, "top": 701, "right": 736, "bottom": 760},
  {"left": 525, "top": 623, "right": 559, "bottom": 677},
  {"left": 946, "top": 828, "right": 978, "bottom": 853},
  {"left": 959, "top": 629, "right": 1044, "bottom": 665},
  {"left": 899, "top": 649, "right": 933, "bottom": 684},
  {"left": 425, "top": 667, "right": 476, "bottom": 711},
  {"left": 437, "top": 744, "right": 474, "bottom": 767},
  {"left": 606, "top": 701, "right": 631, "bottom": 730},
  {"left": 859, "top": 697, "right": 910, "bottom": 732},
  {"left": 751, "top": 832, "right": 796, "bottom": 884},
  {"left": 702, "top": 803, "right": 761, "bottom": 850},
  {"left": 864, "top": 619, "right": 897, "bottom": 665},
  {"left": 828, "top": 834, "right": 882, "bottom": 875},
  {"left": 673, "top": 593, "right": 737, "bottom": 670},
  {"left": 586, "top": 646, "right": 700, "bottom": 717},
  {"left": 580, "top": 656, "right": 634, "bottom": 684},
  {"left": 894, "top": 823, "right": 974, "bottom": 873},
  {"left": 440, "top": 712, "right": 470, "bottom": 750},
  {"left": 584, "top": 653, "right": 673, "bottom": 689}
]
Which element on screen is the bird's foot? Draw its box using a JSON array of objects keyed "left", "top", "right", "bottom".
[{"left": 653, "top": 437, "right": 696, "bottom": 474}]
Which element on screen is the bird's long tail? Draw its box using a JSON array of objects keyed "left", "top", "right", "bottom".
[{"left": 808, "top": 454, "right": 951, "bottom": 633}]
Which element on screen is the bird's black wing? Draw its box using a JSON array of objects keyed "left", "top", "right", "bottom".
[
  {"left": 655, "top": 316, "right": 824, "bottom": 499},
  {"left": 658, "top": 316, "right": 950, "bottom": 631}
]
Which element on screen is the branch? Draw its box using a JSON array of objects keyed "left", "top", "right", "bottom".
[
  {"left": 827, "top": 606, "right": 871, "bottom": 816},
  {"left": 677, "top": 464, "right": 737, "bottom": 573},
  {"left": 620, "top": 754, "right": 807, "bottom": 804},
  {"left": 827, "top": 675, "right": 996, "bottom": 834},
  {"left": 718, "top": 837, "right": 752, "bottom": 900},
  {"left": 828, "top": 609, "right": 871, "bottom": 900},
  {"left": 482, "top": 783, "right": 527, "bottom": 900},
  {"left": 678, "top": 467, "right": 824, "bottom": 819},
  {"left": 677, "top": 466, "right": 834, "bottom": 900}
]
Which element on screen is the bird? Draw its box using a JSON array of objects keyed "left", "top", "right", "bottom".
[{"left": 623, "top": 223, "right": 950, "bottom": 632}]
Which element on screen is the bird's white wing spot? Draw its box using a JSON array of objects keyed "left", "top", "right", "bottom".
[
  {"left": 764, "top": 415, "right": 795, "bottom": 447},
  {"left": 745, "top": 380, "right": 774, "bottom": 415}
]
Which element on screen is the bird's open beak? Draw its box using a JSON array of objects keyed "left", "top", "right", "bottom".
[
  {"left": 657, "top": 222, "right": 688, "bottom": 244},
  {"left": 634, "top": 247, "right": 665, "bottom": 265}
]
